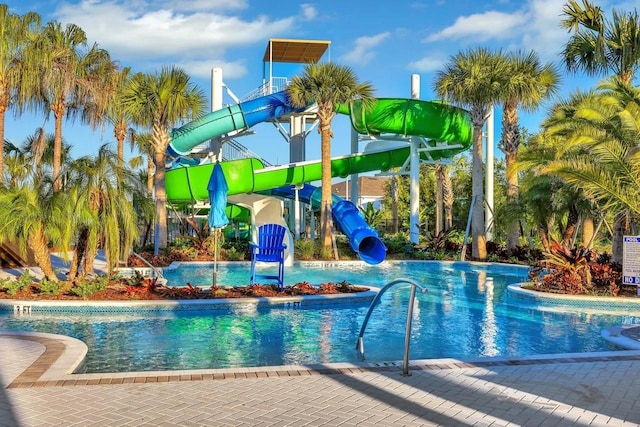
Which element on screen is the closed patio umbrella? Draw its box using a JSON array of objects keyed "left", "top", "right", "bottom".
[{"left": 208, "top": 162, "right": 229, "bottom": 286}]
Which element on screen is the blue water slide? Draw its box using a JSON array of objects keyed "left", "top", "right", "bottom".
[
  {"left": 168, "top": 91, "right": 306, "bottom": 155},
  {"left": 269, "top": 184, "right": 386, "bottom": 265}
]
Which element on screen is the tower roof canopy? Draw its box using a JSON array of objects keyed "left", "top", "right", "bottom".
[{"left": 263, "top": 38, "right": 330, "bottom": 63}]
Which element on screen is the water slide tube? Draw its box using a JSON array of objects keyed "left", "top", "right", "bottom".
[
  {"left": 269, "top": 184, "right": 386, "bottom": 265},
  {"left": 168, "top": 91, "right": 306, "bottom": 156},
  {"left": 165, "top": 91, "right": 473, "bottom": 263}
]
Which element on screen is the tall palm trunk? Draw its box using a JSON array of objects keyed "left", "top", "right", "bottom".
[
  {"left": 68, "top": 226, "right": 89, "bottom": 280},
  {"left": 391, "top": 176, "right": 398, "bottom": 233},
  {"left": 505, "top": 150, "right": 520, "bottom": 251},
  {"left": 539, "top": 222, "right": 551, "bottom": 252},
  {"left": 582, "top": 214, "right": 595, "bottom": 249},
  {"left": 435, "top": 164, "right": 444, "bottom": 235},
  {"left": 442, "top": 165, "right": 454, "bottom": 230},
  {"left": 471, "top": 122, "right": 486, "bottom": 260},
  {"left": 0, "top": 81, "right": 7, "bottom": 180},
  {"left": 81, "top": 229, "right": 98, "bottom": 277},
  {"left": 147, "top": 153, "right": 154, "bottom": 195},
  {"left": 502, "top": 100, "right": 522, "bottom": 254},
  {"left": 52, "top": 100, "right": 65, "bottom": 192},
  {"left": 28, "top": 230, "right": 56, "bottom": 281},
  {"left": 319, "top": 118, "right": 333, "bottom": 258},
  {"left": 114, "top": 119, "right": 126, "bottom": 168},
  {"left": 612, "top": 212, "right": 630, "bottom": 263},
  {"left": 154, "top": 149, "right": 168, "bottom": 251},
  {"left": 562, "top": 203, "right": 580, "bottom": 247}
]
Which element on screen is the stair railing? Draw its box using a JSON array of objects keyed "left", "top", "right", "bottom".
[{"left": 356, "top": 278, "right": 428, "bottom": 376}]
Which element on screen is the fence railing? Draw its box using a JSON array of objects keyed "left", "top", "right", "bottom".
[
  {"left": 240, "top": 77, "right": 290, "bottom": 101},
  {"left": 222, "top": 140, "right": 273, "bottom": 167}
]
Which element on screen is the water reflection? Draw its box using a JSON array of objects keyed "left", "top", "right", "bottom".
[{"left": 1, "top": 262, "right": 637, "bottom": 372}]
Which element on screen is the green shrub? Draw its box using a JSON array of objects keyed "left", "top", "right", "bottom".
[
  {"left": 38, "top": 278, "right": 62, "bottom": 295},
  {"left": 225, "top": 247, "right": 244, "bottom": 261},
  {"left": 223, "top": 238, "right": 250, "bottom": 260},
  {"left": 0, "top": 277, "right": 18, "bottom": 295},
  {"left": 294, "top": 239, "right": 318, "bottom": 260},
  {"left": 71, "top": 276, "right": 108, "bottom": 299},
  {"left": 382, "top": 233, "right": 410, "bottom": 255},
  {"left": 169, "top": 236, "right": 193, "bottom": 251},
  {"left": 335, "top": 236, "right": 357, "bottom": 260},
  {"left": 0, "top": 271, "right": 35, "bottom": 295}
]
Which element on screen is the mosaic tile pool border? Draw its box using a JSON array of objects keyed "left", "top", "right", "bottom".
[
  {"left": 0, "top": 288, "right": 377, "bottom": 314},
  {"left": 508, "top": 284, "right": 640, "bottom": 312}
]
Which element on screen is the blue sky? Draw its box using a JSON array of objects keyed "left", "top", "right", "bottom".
[{"left": 6, "top": 0, "right": 636, "bottom": 165}]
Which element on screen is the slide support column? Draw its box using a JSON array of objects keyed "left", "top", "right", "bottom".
[
  {"left": 409, "top": 75, "right": 420, "bottom": 245},
  {"left": 209, "top": 68, "right": 224, "bottom": 162},
  {"left": 290, "top": 115, "right": 306, "bottom": 240},
  {"left": 485, "top": 105, "right": 494, "bottom": 241},
  {"left": 350, "top": 126, "right": 359, "bottom": 205}
]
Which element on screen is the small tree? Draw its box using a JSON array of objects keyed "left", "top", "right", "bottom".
[
  {"left": 287, "top": 63, "right": 375, "bottom": 258},
  {"left": 435, "top": 48, "right": 510, "bottom": 260},
  {"left": 123, "top": 66, "right": 206, "bottom": 253}
]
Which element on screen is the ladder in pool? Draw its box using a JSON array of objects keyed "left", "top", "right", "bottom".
[{"left": 356, "top": 278, "right": 428, "bottom": 376}]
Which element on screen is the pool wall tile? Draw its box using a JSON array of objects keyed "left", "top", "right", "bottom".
[{"left": 508, "top": 284, "right": 640, "bottom": 313}]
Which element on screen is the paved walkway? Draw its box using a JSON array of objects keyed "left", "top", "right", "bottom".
[{"left": 1, "top": 332, "right": 640, "bottom": 427}]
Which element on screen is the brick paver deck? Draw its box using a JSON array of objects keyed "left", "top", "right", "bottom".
[{"left": 1, "top": 332, "right": 640, "bottom": 426}]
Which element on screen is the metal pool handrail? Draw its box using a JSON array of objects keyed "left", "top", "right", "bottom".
[
  {"left": 131, "top": 252, "right": 164, "bottom": 279},
  {"left": 356, "top": 278, "right": 428, "bottom": 376}
]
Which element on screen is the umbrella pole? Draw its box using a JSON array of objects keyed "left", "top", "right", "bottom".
[{"left": 213, "top": 230, "right": 218, "bottom": 287}]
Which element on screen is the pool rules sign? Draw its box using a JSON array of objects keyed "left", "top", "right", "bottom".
[{"left": 623, "top": 236, "right": 640, "bottom": 295}]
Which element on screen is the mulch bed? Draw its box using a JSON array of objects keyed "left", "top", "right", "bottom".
[{"left": 0, "top": 282, "right": 370, "bottom": 301}]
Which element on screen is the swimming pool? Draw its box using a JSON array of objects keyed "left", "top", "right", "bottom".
[{"left": 0, "top": 261, "right": 637, "bottom": 373}]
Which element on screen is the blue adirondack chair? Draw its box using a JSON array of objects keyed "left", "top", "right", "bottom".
[{"left": 249, "top": 223, "right": 287, "bottom": 289}]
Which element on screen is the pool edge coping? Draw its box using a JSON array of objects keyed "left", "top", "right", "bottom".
[{"left": 4, "top": 331, "right": 640, "bottom": 389}]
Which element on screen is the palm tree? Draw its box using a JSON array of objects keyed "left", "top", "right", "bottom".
[
  {"left": 65, "top": 144, "right": 140, "bottom": 278},
  {"left": 0, "top": 6, "right": 40, "bottom": 180},
  {"left": 84, "top": 66, "right": 134, "bottom": 166},
  {"left": 25, "top": 22, "right": 115, "bottom": 192},
  {"left": 130, "top": 132, "right": 155, "bottom": 196},
  {"left": 561, "top": 1, "right": 640, "bottom": 259},
  {"left": 0, "top": 177, "right": 72, "bottom": 282},
  {"left": 541, "top": 79, "right": 640, "bottom": 256},
  {"left": 3, "top": 141, "right": 32, "bottom": 187},
  {"left": 122, "top": 66, "right": 206, "bottom": 253},
  {"left": 514, "top": 131, "right": 591, "bottom": 251},
  {"left": 287, "top": 62, "right": 375, "bottom": 257},
  {"left": 434, "top": 48, "right": 510, "bottom": 260},
  {"left": 561, "top": 0, "right": 640, "bottom": 85},
  {"left": 500, "top": 50, "right": 560, "bottom": 253}
]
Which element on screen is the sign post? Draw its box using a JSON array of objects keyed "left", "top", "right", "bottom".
[{"left": 622, "top": 236, "right": 640, "bottom": 295}]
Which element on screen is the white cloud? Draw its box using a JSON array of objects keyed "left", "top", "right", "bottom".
[
  {"left": 340, "top": 32, "right": 390, "bottom": 65},
  {"left": 156, "top": 0, "right": 248, "bottom": 12},
  {"left": 178, "top": 59, "right": 248, "bottom": 80},
  {"left": 520, "top": 0, "right": 570, "bottom": 62},
  {"left": 425, "top": 11, "right": 528, "bottom": 43},
  {"left": 408, "top": 56, "right": 445, "bottom": 73},
  {"left": 423, "top": 1, "right": 571, "bottom": 64},
  {"left": 300, "top": 4, "right": 318, "bottom": 21},
  {"left": 51, "top": 0, "right": 295, "bottom": 78}
]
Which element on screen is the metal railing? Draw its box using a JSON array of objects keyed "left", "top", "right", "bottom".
[
  {"left": 131, "top": 252, "right": 164, "bottom": 279},
  {"left": 222, "top": 140, "right": 273, "bottom": 167},
  {"left": 241, "top": 77, "right": 290, "bottom": 101},
  {"left": 356, "top": 278, "right": 428, "bottom": 376}
]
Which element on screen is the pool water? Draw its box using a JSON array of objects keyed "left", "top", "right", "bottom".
[{"left": 1, "top": 261, "right": 637, "bottom": 373}]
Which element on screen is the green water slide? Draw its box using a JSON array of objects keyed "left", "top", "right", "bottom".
[{"left": 165, "top": 94, "right": 473, "bottom": 203}]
